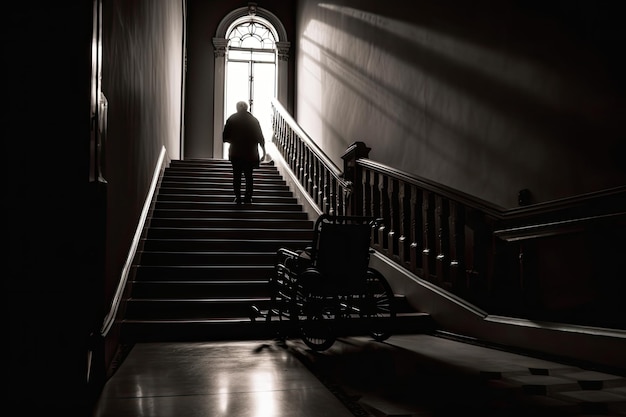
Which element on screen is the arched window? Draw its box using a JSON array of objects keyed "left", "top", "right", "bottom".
[{"left": 213, "top": 3, "right": 289, "bottom": 158}]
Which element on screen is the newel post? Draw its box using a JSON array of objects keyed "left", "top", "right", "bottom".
[{"left": 341, "top": 141, "right": 371, "bottom": 216}]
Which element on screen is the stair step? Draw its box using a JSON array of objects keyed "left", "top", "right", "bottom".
[
  {"left": 160, "top": 180, "right": 289, "bottom": 189},
  {"left": 145, "top": 227, "right": 314, "bottom": 240},
  {"left": 120, "top": 312, "right": 436, "bottom": 343},
  {"left": 154, "top": 199, "right": 302, "bottom": 209},
  {"left": 161, "top": 175, "right": 286, "bottom": 184},
  {"left": 132, "top": 264, "right": 275, "bottom": 280},
  {"left": 147, "top": 217, "right": 314, "bottom": 229},
  {"left": 131, "top": 280, "right": 271, "bottom": 298},
  {"left": 140, "top": 238, "right": 310, "bottom": 252},
  {"left": 150, "top": 209, "right": 309, "bottom": 219},
  {"left": 124, "top": 298, "right": 272, "bottom": 319},
  {"left": 168, "top": 159, "right": 275, "bottom": 168},
  {"left": 137, "top": 251, "right": 278, "bottom": 266}
]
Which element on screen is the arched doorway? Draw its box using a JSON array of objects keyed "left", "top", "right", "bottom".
[{"left": 213, "top": 3, "right": 290, "bottom": 159}]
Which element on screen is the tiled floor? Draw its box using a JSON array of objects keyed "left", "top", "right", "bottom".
[{"left": 92, "top": 334, "right": 626, "bottom": 417}]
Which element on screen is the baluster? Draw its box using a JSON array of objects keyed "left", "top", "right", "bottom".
[
  {"left": 302, "top": 148, "right": 309, "bottom": 194},
  {"left": 398, "top": 182, "right": 408, "bottom": 267},
  {"left": 368, "top": 171, "right": 380, "bottom": 249},
  {"left": 371, "top": 172, "right": 380, "bottom": 221},
  {"left": 434, "top": 195, "right": 449, "bottom": 287},
  {"left": 323, "top": 169, "right": 330, "bottom": 214},
  {"left": 317, "top": 161, "right": 324, "bottom": 209},
  {"left": 291, "top": 136, "right": 297, "bottom": 176},
  {"left": 308, "top": 158, "right": 314, "bottom": 208},
  {"left": 298, "top": 141, "right": 306, "bottom": 184},
  {"left": 422, "top": 191, "right": 432, "bottom": 281},
  {"left": 409, "top": 185, "right": 419, "bottom": 274},
  {"left": 464, "top": 211, "right": 479, "bottom": 291},
  {"left": 464, "top": 210, "right": 491, "bottom": 294},
  {"left": 330, "top": 178, "right": 337, "bottom": 216},
  {"left": 289, "top": 131, "right": 296, "bottom": 171},
  {"left": 273, "top": 111, "right": 279, "bottom": 145},
  {"left": 307, "top": 150, "right": 314, "bottom": 196},
  {"left": 274, "top": 109, "right": 280, "bottom": 141},
  {"left": 334, "top": 179, "right": 341, "bottom": 216},
  {"left": 387, "top": 177, "right": 396, "bottom": 260},
  {"left": 339, "top": 181, "right": 348, "bottom": 216},
  {"left": 326, "top": 175, "right": 333, "bottom": 215},
  {"left": 377, "top": 174, "right": 386, "bottom": 252},
  {"left": 274, "top": 115, "right": 282, "bottom": 152},
  {"left": 328, "top": 172, "right": 335, "bottom": 215},
  {"left": 278, "top": 122, "right": 284, "bottom": 156},
  {"left": 310, "top": 158, "right": 320, "bottom": 204},
  {"left": 361, "top": 169, "right": 370, "bottom": 218},
  {"left": 448, "top": 201, "right": 463, "bottom": 292}
]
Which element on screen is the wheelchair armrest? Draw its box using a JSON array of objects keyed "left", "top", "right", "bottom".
[
  {"left": 277, "top": 247, "right": 300, "bottom": 259},
  {"left": 277, "top": 247, "right": 312, "bottom": 271}
]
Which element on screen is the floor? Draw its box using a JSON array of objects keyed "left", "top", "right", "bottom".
[{"left": 92, "top": 334, "right": 626, "bottom": 417}]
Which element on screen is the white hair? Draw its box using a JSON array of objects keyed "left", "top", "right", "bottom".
[{"left": 236, "top": 101, "right": 248, "bottom": 112}]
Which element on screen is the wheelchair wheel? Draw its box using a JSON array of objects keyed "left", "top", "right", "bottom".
[
  {"left": 294, "top": 269, "right": 337, "bottom": 351},
  {"left": 362, "top": 268, "right": 396, "bottom": 342}
]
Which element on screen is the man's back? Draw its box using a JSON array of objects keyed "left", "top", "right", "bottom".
[{"left": 223, "top": 111, "right": 264, "bottom": 161}]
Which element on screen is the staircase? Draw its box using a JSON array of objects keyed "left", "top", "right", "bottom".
[{"left": 121, "top": 158, "right": 434, "bottom": 343}]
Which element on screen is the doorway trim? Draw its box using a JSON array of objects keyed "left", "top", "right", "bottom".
[{"left": 212, "top": 4, "right": 290, "bottom": 158}]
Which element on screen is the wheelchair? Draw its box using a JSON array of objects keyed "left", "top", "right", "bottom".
[{"left": 251, "top": 214, "right": 396, "bottom": 351}]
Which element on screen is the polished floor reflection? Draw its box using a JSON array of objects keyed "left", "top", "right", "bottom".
[
  {"left": 92, "top": 335, "right": 626, "bottom": 417},
  {"left": 92, "top": 340, "right": 356, "bottom": 417}
]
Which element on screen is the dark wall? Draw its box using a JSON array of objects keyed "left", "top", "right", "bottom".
[
  {"left": 6, "top": 3, "right": 103, "bottom": 415},
  {"left": 295, "top": 0, "right": 626, "bottom": 207},
  {"left": 184, "top": 0, "right": 296, "bottom": 159},
  {"left": 6, "top": 1, "right": 185, "bottom": 415}
]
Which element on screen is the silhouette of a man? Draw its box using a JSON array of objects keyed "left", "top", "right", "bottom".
[{"left": 223, "top": 101, "right": 266, "bottom": 204}]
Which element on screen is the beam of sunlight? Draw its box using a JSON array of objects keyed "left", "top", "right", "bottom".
[
  {"left": 317, "top": 3, "right": 566, "bottom": 107},
  {"left": 301, "top": 20, "right": 466, "bottom": 161},
  {"left": 300, "top": 18, "right": 522, "bottom": 202},
  {"left": 298, "top": 39, "right": 325, "bottom": 145}
]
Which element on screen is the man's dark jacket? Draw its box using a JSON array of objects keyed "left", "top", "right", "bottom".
[{"left": 223, "top": 111, "right": 265, "bottom": 163}]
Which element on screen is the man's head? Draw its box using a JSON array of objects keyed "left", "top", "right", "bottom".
[{"left": 236, "top": 101, "right": 248, "bottom": 112}]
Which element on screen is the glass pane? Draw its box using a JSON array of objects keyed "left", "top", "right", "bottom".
[
  {"left": 225, "top": 61, "right": 250, "bottom": 158},
  {"left": 228, "top": 50, "right": 250, "bottom": 61},
  {"left": 252, "top": 62, "right": 276, "bottom": 142},
  {"left": 252, "top": 50, "right": 275, "bottom": 63}
]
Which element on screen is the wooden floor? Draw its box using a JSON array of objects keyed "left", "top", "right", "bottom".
[{"left": 91, "top": 334, "right": 626, "bottom": 417}]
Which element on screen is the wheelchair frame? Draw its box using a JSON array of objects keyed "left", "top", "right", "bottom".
[{"left": 251, "top": 214, "right": 396, "bottom": 351}]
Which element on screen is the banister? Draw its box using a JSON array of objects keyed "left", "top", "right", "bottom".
[
  {"left": 357, "top": 158, "right": 505, "bottom": 218},
  {"left": 270, "top": 98, "right": 625, "bottom": 330},
  {"left": 271, "top": 98, "right": 351, "bottom": 215},
  {"left": 271, "top": 99, "right": 344, "bottom": 181},
  {"left": 494, "top": 212, "right": 626, "bottom": 242}
]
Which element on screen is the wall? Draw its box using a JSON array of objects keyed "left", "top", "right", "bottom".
[
  {"left": 295, "top": 0, "right": 626, "bottom": 208},
  {"left": 102, "top": 0, "right": 184, "bottom": 307}
]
